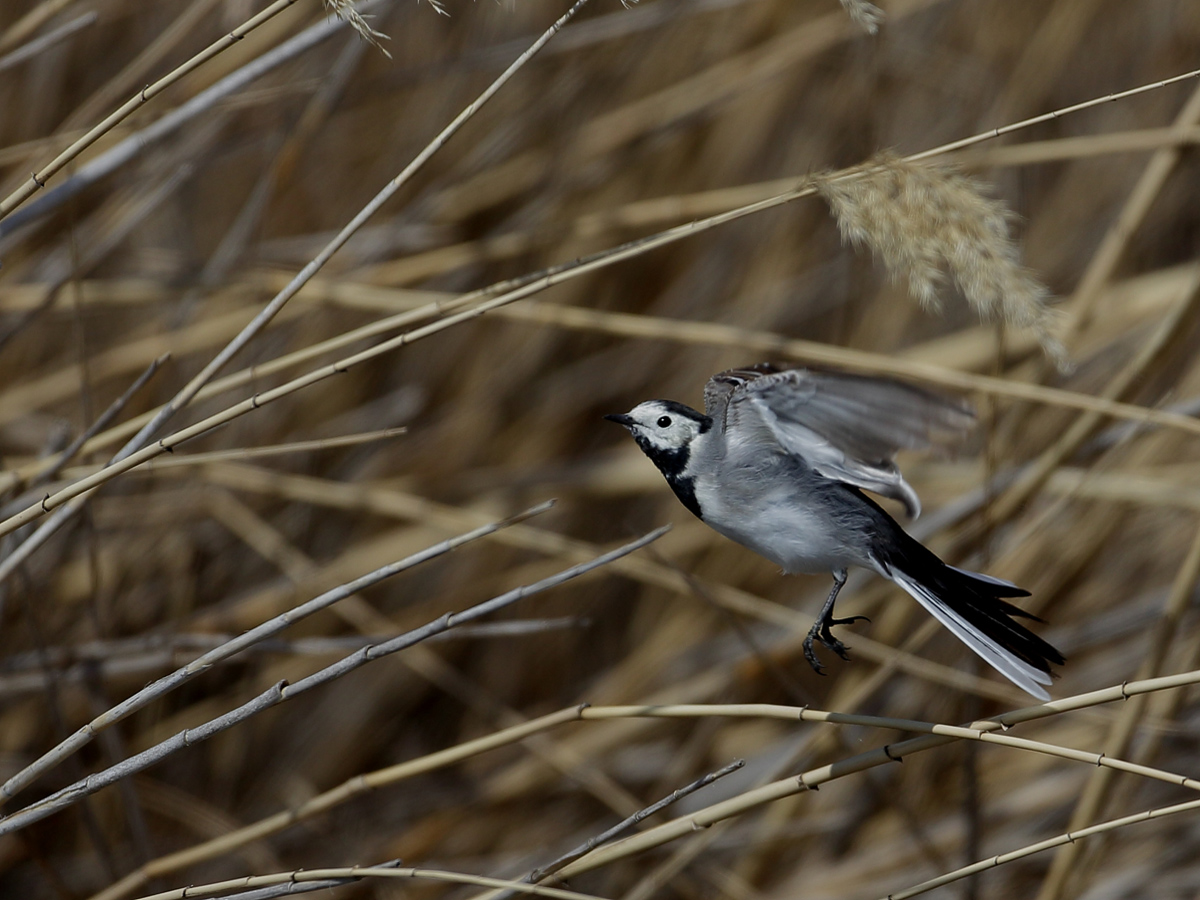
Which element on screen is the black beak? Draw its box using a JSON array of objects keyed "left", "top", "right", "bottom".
[{"left": 604, "top": 413, "right": 636, "bottom": 427}]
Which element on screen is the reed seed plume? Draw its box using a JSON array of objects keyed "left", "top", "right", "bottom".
[
  {"left": 817, "top": 154, "right": 1068, "bottom": 368},
  {"left": 323, "top": 0, "right": 394, "bottom": 52},
  {"left": 839, "top": 0, "right": 884, "bottom": 34}
]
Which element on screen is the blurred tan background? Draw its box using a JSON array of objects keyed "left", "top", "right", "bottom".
[{"left": 1, "top": 1, "right": 1200, "bottom": 898}]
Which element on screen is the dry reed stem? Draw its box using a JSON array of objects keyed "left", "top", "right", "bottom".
[
  {"left": 5, "top": 252, "right": 1197, "bottom": 545},
  {"left": 1064, "top": 80, "right": 1200, "bottom": 338},
  {"left": 132, "top": 865, "right": 608, "bottom": 900},
  {"left": 45, "top": 429, "right": 407, "bottom": 482},
  {"left": 547, "top": 670, "right": 1200, "bottom": 881},
  {"left": 0, "top": 298, "right": 285, "bottom": 446},
  {"left": 55, "top": 0, "right": 225, "bottom": 133},
  {"left": 885, "top": 796, "right": 1200, "bottom": 899},
  {"left": 0, "top": 526, "right": 666, "bottom": 833},
  {"left": 0, "top": 503, "right": 552, "bottom": 803},
  {"left": 87, "top": 708, "right": 592, "bottom": 900},
  {"left": 24, "top": 353, "right": 168, "bottom": 491},
  {"left": 527, "top": 758, "right": 747, "bottom": 884},
  {"left": 210, "top": 489, "right": 659, "bottom": 829},
  {"left": 0, "top": 11, "right": 95, "bottom": 73},
  {"left": 816, "top": 155, "right": 1066, "bottom": 366},
  {"left": 0, "top": 4, "right": 377, "bottom": 238},
  {"left": 0, "top": 0, "right": 305, "bottom": 219},
  {"left": 5, "top": 64, "right": 1200, "bottom": 506},
  {"left": 579, "top": 705, "right": 1200, "bottom": 793},
  {"left": 1035, "top": 521, "right": 1200, "bottom": 899},
  {"left": 0, "top": 622, "right": 585, "bottom": 699},
  {"left": 905, "top": 66, "right": 1200, "bottom": 161},
  {"left": 0, "top": 0, "right": 77, "bottom": 51},
  {"left": 573, "top": 0, "right": 946, "bottom": 160},
  {"left": 604, "top": 614, "right": 953, "bottom": 894},
  {"left": 0, "top": 0, "right": 589, "bottom": 593},
  {"left": 267, "top": 258, "right": 1182, "bottom": 377},
  {"left": 956, "top": 125, "right": 1200, "bottom": 168},
  {"left": 193, "top": 463, "right": 1022, "bottom": 700},
  {"left": 91, "top": 674, "right": 1200, "bottom": 900},
  {"left": 216, "top": 494, "right": 669, "bottom": 849},
  {"left": 984, "top": 265, "right": 1200, "bottom": 529}
]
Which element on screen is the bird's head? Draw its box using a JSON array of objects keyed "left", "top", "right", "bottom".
[{"left": 605, "top": 400, "right": 712, "bottom": 465}]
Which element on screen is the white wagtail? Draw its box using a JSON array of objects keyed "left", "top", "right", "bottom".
[{"left": 606, "top": 363, "right": 1063, "bottom": 700}]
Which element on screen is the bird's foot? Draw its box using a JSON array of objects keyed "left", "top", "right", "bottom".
[{"left": 804, "top": 615, "right": 870, "bottom": 672}]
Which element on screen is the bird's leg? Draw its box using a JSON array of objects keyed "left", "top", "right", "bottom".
[{"left": 803, "top": 568, "right": 869, "bottom": 673}]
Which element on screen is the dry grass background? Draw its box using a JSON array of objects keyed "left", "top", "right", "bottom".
[{"left": 1, "top": 0, "right": 1200, "bottom": 898}]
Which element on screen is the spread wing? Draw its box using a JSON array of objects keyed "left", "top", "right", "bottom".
[{"left": 704, "top": 364, "right": 975, "bottom": 518}]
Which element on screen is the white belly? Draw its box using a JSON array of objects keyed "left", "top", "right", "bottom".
[{"left": 692, "top": 475, "right": 859, "bottom": 574}]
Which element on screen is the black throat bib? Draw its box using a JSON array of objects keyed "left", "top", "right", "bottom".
[{"left": 636, "top": 438, "right": 702, "bottom": 519}]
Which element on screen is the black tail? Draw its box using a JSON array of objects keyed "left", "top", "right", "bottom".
[{"left": 878, "top": 531, "right": 1064, "bottom": 699}]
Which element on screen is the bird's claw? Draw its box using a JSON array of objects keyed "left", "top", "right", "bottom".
[
  {"left": 802, "top": 633, "right": 827, "bottom": 675},
  {"left": 804, "top": 615, "right": 868, "bottom": 671},
  {"left": 819, "top": 629, "right": 852, "bottom": 661}
]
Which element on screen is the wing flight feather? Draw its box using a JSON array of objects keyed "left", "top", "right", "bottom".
[{"left": 704, "top": 364, "right": 974, "bottom": 518}]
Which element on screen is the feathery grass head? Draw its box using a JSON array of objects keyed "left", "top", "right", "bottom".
[
  {"left": 839, "top": 0, "right": 884, "bottom": 34},
  {"left": 323, "top": 0, "right": 395, "bottom": 54},
  {"left": 816, "top": 154, "right": 1068, "bottom": 369}
]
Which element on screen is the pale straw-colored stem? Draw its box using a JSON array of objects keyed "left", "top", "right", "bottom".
[
  {"left": 0, "top": 0, "right": 304, "bottom": 220},
  {"left": 0, "top": 503, "right": 552, "bottom": 804},
  {"left": 0, "top": 0, "right": 588, "bottom": 588}
]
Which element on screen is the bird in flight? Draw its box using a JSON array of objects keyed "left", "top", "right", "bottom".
[{"left": 606, "top": 363, "right": 1063, "bottom": 700}]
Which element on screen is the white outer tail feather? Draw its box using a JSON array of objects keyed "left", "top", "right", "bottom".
[{"left": 890, "top": 571, "right": 1052, "bottom": 701}]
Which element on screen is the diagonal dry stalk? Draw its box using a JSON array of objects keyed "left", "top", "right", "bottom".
[
  {"left": 0, "top": 0, "right": 81, "bottom": 52},
  {"left": 43, "top": 429, "right": 407, "bottom": 483},
  {"left": 0, "top": 3, "right": 383, "bottom": 240},
  {"left": 0, "top": 0, "right": 307, "bottom": 219},
  {"left": 1034, "top": 520, "right": 1200, "bottom": 899},
  {"left": 885, "top": 795, "right": 1200, "bottom": 900},
  {"left": 3, "top": 268, "right": 1197, "bottom": 547},
  {"left": 543, "top": 671, "right": 1200, "bottom": 882},
  {"left": 0, "top": 503, "right": 552, "bottom": 803},
  {"left": 190, "top": 463, "right": 1018, "bottom": 698},
  {"left": 2, "top": 63, "right": 1198, "bottom": 539},
  {"left": 0, "top": 11, "right": 95, "bottom": 73},
  {"left": 87, "top": 673, "right": 1200, "bottom": 900},
  {"left": 132, "top": 865, "right": 608, "bottom": 900},
  {"left": 1063, "top": 79, "right": 1200, "bottom": 338},
  {"left": 0, "top": 526, "right": 668, "bottom": 834},
  {"left": 980, "top": 262, "right": 1200, "bottom": 531},
  {"left": 4, "top": 218, "right": 1200, "bottom": 554},
  {"left": 1, "top": 262, "right": 1176, "bottom": 492},
  {"left": 0, "top": 0, "right": 590, "bottom": 590},
  {"left": 88, "top": 707, "right": 595, "bottom": 900}
]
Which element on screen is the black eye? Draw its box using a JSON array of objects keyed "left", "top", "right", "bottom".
[{"left": 657, "top": 416, "right": 672, "bottom": 428}]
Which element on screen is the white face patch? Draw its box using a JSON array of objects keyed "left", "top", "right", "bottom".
[{"left": 623, "top": 401, "right": 707, "bottom": 452}]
